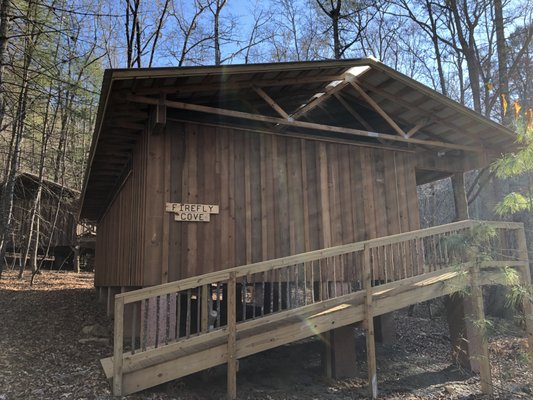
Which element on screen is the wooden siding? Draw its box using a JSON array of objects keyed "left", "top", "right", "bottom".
[
  {"left": 95, "top": 121, "right": 420, "bottom": 287},
  {"left": 95, "top": 128, "right": 166, "bottom": 287}
]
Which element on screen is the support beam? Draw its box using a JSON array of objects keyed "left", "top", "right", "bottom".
[
  {"left": 150, "top": 94, "right": 167, "bottom": 135},
  {"left": 289, "top": 81, "right": 349, "bottom": 121},
  {"left": 374, "top": 313, "right": 396, "bottom": 344},
  {"left": 253, "top": 86, "right": 290, "bottom": 119},
  {"left": 452, "top": 172, "right": 469, "bottom": 220},
  {"left": 349, "top": 81, "right": 407, "bottom": 137},
  {"left": 467, "top": 264, "right": 492, "bottom": 395},
  {"left": 354, "top": 80, "right": 487, "bottom": 147},
  {"left": 323, "top": 325, "right": 357, "bottom": 378},
  {"left": 406, "top": 119, "right": 429, "bottom": 138},
  {"left": 333, "top": 92, "right": 375, "bottom": 131},
  {"left": 129, "top": 95, "right": 484, "bottom": 153},
  {"left": 363, "top": 244, "right": 378, "bottom": 399}
]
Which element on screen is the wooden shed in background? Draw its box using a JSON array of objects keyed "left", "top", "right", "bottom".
[
  {"left": 80, "top": 59, "right": 531, "bottom": 398},
  {"left": 3, "top": 172, "right": 79, "bottom": 269}
]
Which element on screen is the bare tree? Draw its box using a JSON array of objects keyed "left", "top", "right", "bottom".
[
  {"left": 0, "top": 0, "right": 40, "bottom": 278},
  {"left": 314, "top": 0, "right": 379, "bottom": 59}
]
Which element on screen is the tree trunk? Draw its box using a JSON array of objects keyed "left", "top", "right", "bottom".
[
  {"left": 30, "top": 203, "right": 40, "bottom": 274},
  {"left": 494, "top": 0, "right": 509, "bottom": 125},
  {"left": 0, "top": 0, "right": 10, "bottom": 133},
  {"left": 0, "top": 0, "right": 38, "bottom": 278}
]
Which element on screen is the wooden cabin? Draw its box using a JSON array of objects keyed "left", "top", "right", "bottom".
[
  {"left": 3, "top": 172, "right": 79, "bottom": 269},
  {"left": 80, "top": 60, "right": 532, "bottom": 398}
]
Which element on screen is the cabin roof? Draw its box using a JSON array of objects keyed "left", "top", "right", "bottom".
[
  {"left": 5, "top": 172, "right": 79, "bottom": 197},
  {"left": 80, "top": 58, "right": 517, "bottom": 221}
]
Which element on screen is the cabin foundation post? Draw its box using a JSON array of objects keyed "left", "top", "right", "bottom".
[
  {"left": 97, "top": 286, "right": 106, "bottom": 303},
  {"left": 322, "top": 324, "right": 357, "bottom": 379},
  {"left": 73, "top": 246, "right": 80, "bottom": 273},
  {"left": 107, "top": 287, "right": 121, "bottom": 317},
  {"left": 375, "top": 312, "right": 396, "bottom": 344}
]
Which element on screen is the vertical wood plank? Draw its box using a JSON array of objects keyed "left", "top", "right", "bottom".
[
  {"left": 161, "top": 125, "right": 170, "bottom": 284},
  {"left": 361, "top": 149, "right": 377, "bottom": 239},
  {"left": 185, "top": 126, "right": 198, "bottom": 278},
  {"left": 260, "top": 134, "right": 269, "bottom": 262},
  {"left": 244, "top": 134, "right": 253, "bottom": 264},
  {"left": 203, "top": 126, "right": 216, "bottom": 274},
  {"left": 220, "top": 129, "right": 231, "bottom": 269},
  {"left": 228, "top": 129, "right": 236, "bottom": 267},
  {"left": 250, "top": 135, "right": 262, "bottom": 263},
  {"left": 233, "top": 132, "right": 246, "bottom": 266}
]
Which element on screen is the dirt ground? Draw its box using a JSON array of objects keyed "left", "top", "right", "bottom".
[{"left": 0, "top": 269, "right": 531, "bottom": 400}]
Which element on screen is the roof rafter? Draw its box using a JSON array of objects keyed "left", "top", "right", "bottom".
[
  {"left": 354, "top": 80, "right": 487, "bottom": 145},
  {"left": 253, "top": 86, "right": 290, "bottom": 119},
  {"left": 348, "top": 81, "right": 407, "bottom": 137},
  {"left": 127, "top": 94, "right": 484, "bottom": 153},
  {"left": 333, "top": 92, "right": 375, "bottom": 131},
  {"left": 290, "top": 81, "right": 349, "bottom": 120}
]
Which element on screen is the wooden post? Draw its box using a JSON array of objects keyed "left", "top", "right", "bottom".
[
  {"left": 468, "top": 264, "right": 492, "bottom": 395},
  {"left": 322, "top": 331, "right": 333, "bottom": 379},
  {"left": 363, "top": 244, "right": 377, "bottom": 399},
  {"left": 113, "top": 296, "right": 125, "bottom": 396},
  {"left": 324, "top": 325, "right": 357, "bottom": 378},
  {"left": 227, "top": 273, "right": 237, "bottom": 400},
  {"left": 516, "top": 227, "right": 533, "bottom": 365},
  {"left": 107, "top": 287, "right": 112, "bottom": 317},
  {"left": 73, "top": 246, "right": 80, "bottom": 273},
  {"left": 201, "top": 284, "right": 209, "bottom": 333},
  {"left": 451, "top": 172, "right": 469, "bottom": 220}
]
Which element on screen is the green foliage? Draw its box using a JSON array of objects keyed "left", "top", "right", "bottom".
[
  {"left": 472, "top": 317, "right": 494, "bottom": 337},
  {"left": 443, "top": 223, "right": 497, "bottom": 263},
  {"left": 495, "top": 192, "right": 532, "bottom": 215},
  {"left": 495, "top": 120, "right": 533, "bottom": 216}
]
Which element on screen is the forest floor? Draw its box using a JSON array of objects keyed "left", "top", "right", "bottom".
[{"left": 0, "top": 269, "right": 531, "bottom": 400}]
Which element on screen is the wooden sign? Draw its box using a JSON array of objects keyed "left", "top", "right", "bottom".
[{"left": 166, "top": 203, "right": 219, "bottom": 223}]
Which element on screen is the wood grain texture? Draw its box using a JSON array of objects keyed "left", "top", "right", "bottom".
[{"left": 96, "top": 122, "right": 421, "bottom": 286}]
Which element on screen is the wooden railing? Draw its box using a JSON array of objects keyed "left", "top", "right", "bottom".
[{"left": 110, "top": 220, "right": 528, "bottom": 395}]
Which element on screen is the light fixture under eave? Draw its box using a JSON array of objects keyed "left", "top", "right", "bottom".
[{"left": 344, "top": 65, "right": 371, "bottom": 82}]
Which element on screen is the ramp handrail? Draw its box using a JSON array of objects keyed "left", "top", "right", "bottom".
[
  {"left": 116, "top": 219, "right": 523, "bottom": 304},
  {"left": 110, "top": 219, "right": 526, "bottom": 395}
]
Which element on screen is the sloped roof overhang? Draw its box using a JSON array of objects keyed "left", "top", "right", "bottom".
[{"left": 80, "top": 59, "right": 516, "bottom": 221}]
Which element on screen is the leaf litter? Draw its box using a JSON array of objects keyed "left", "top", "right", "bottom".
[{"left": 0, "top": 270, "right": 531, "bottom": 399}]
